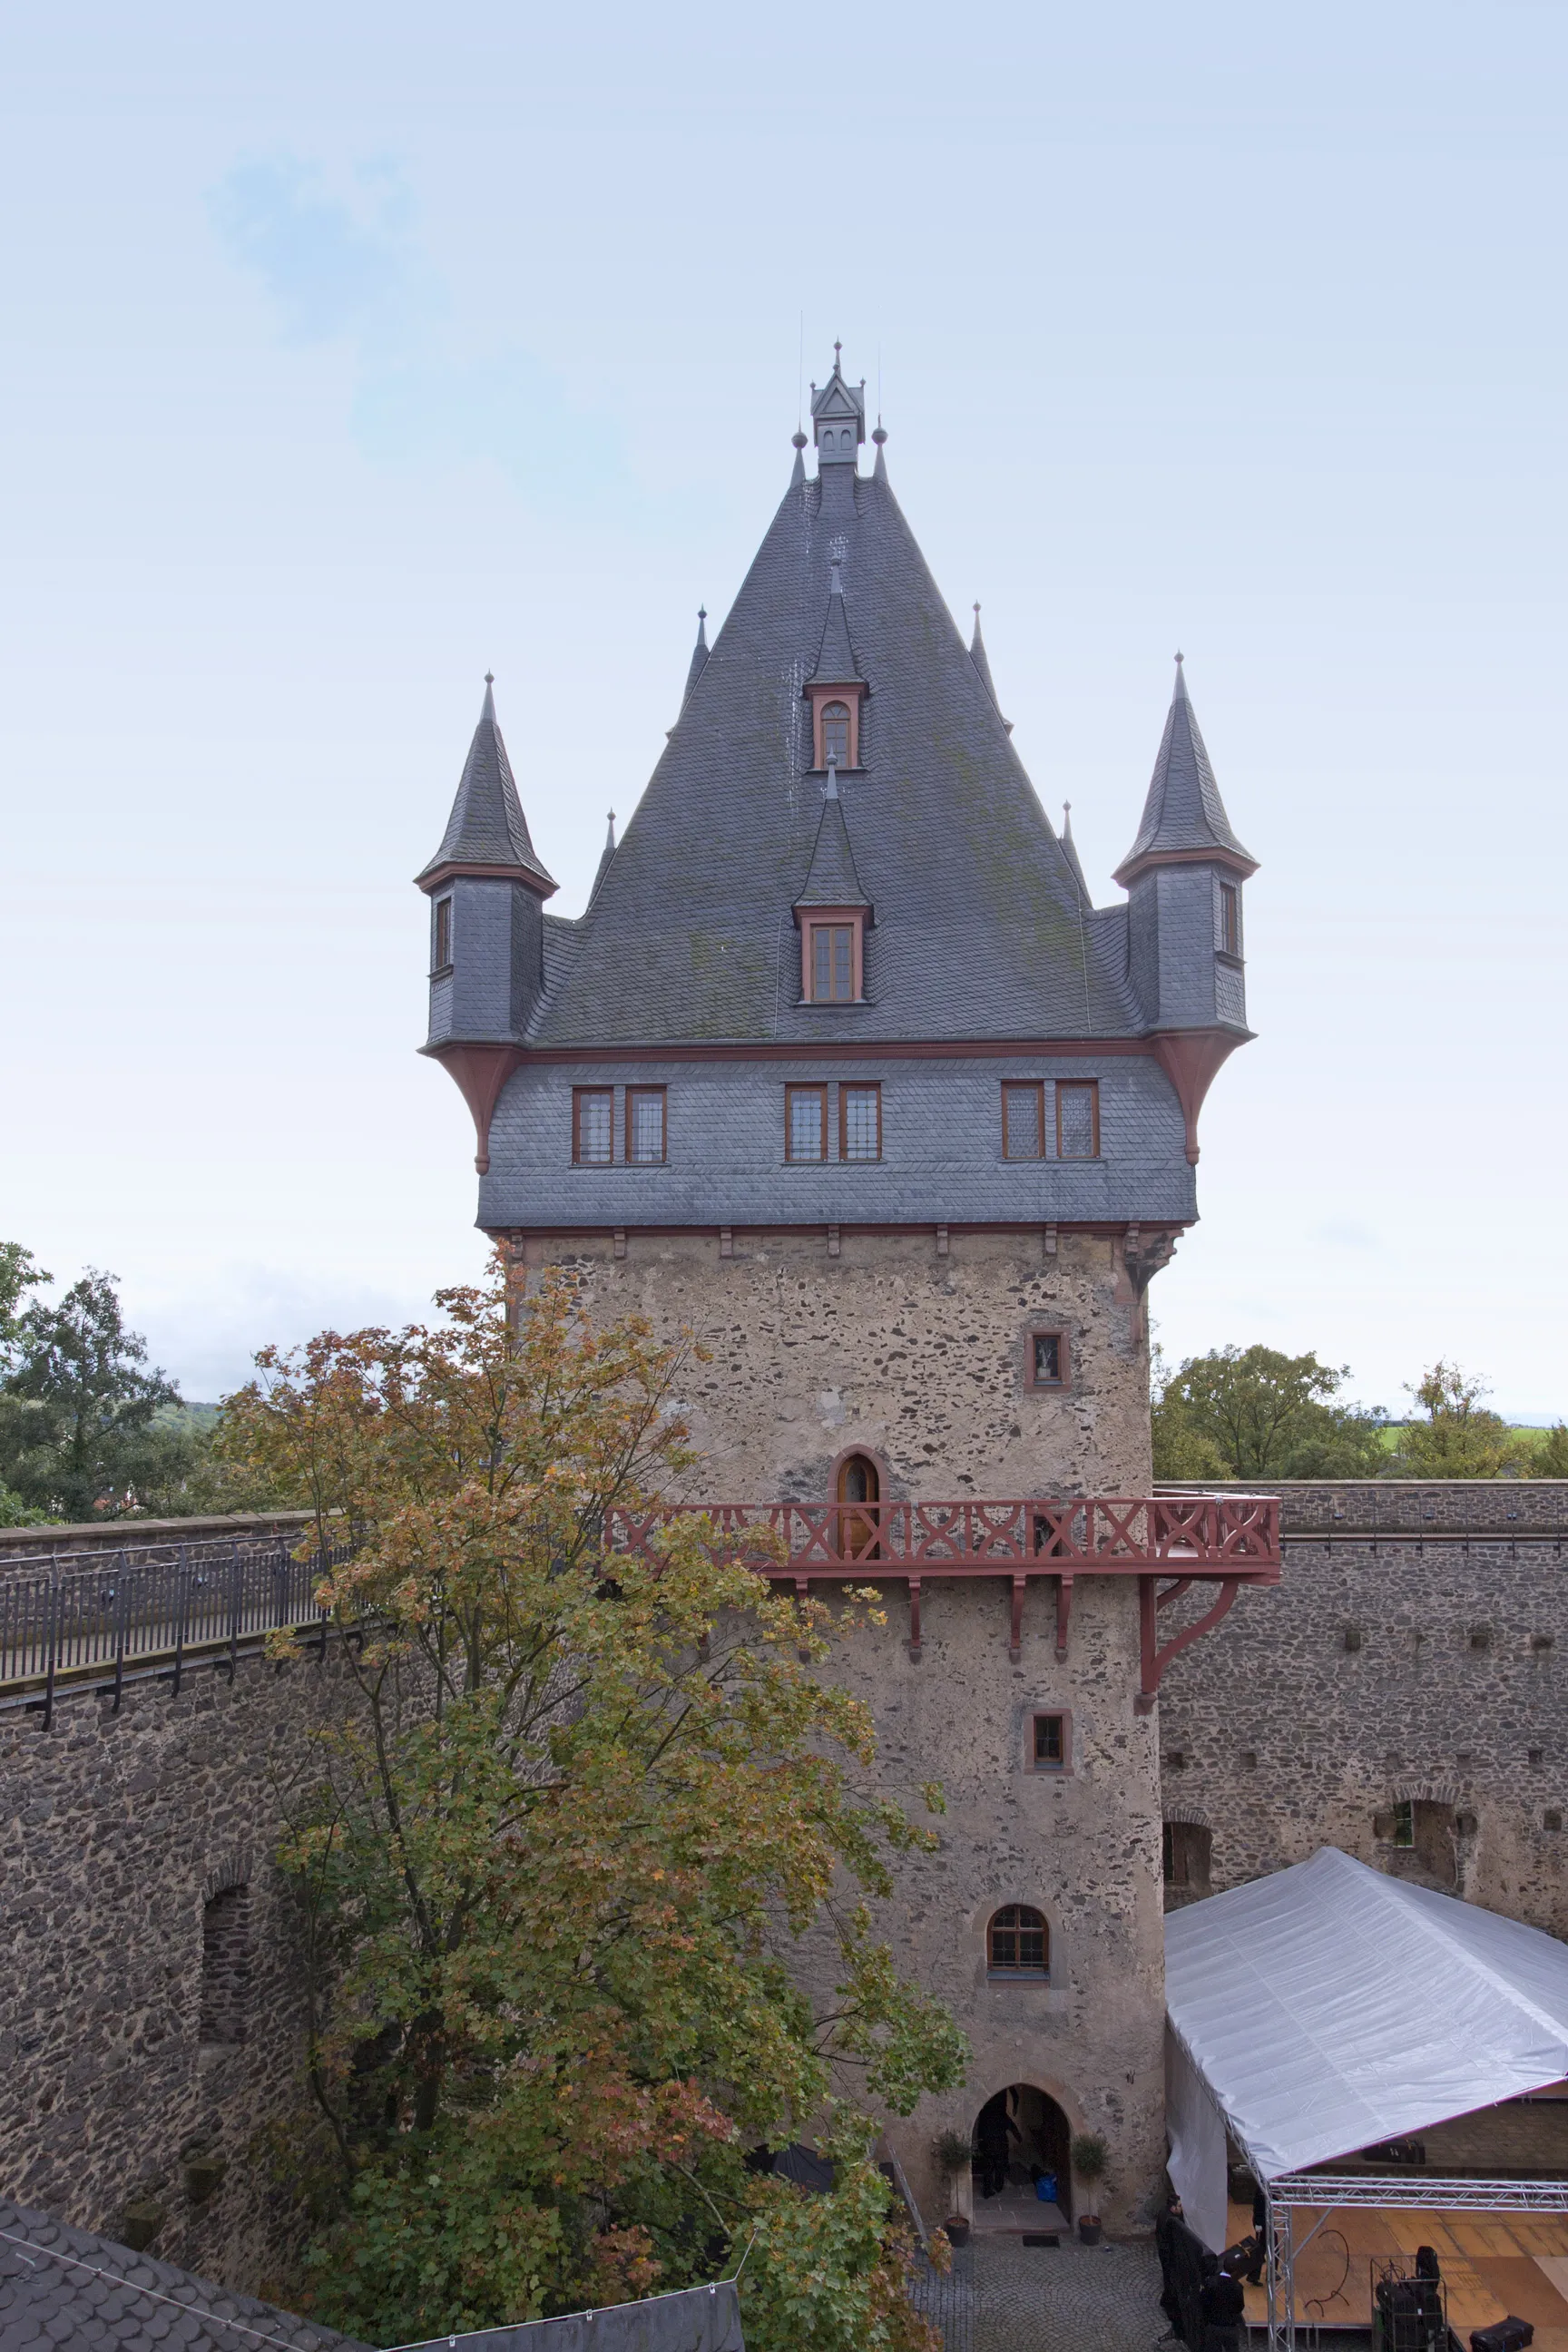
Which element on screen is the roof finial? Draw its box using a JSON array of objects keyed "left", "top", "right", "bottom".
[
  {"left": 485, "top": 671, "right": 495, "bottom": 686},
  {"left": 824, "top": 756, "right": 839, "bottom": 801},
  {"left": 605, "top": 808, "right": 617, "bottom": 848},
  {"left": 1172, "top": 649, "right": 1189, "bottom": 701},
  {"left": 834, "top": 338, "right": 842, "bottom": 369},
  {"left": 1063, "top": 799, "right": 1073, "bottom": 833}
]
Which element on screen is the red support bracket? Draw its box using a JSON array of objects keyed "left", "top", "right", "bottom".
[
  {"left": 1054, "top": 1573, "right": 1073, "bottom": 1662},
  {"left": 1009, "top": 1574, "right": 1027, "bottom": 1663},
  {"left": 1137, "top": 1573, "right": 1240, "bottom": 1712},
  {"left": 907, "top": 1576, "right": 923, "bottom": 1662}
]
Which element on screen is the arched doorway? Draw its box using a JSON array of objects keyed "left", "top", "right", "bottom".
[
  {"left": 972, "top": 2083, "right": 1073, "bottom": 2227},
  {"left": 835, "top": 1451, "right": 880, "bottom": 1561}
]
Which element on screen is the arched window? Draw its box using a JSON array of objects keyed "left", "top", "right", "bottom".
[
  {"left": 822, "top": 701, "right": 851, "bottom": 767},
  {"left": 987, "top": 1905, "right": 1048, "bottom": 1978}
]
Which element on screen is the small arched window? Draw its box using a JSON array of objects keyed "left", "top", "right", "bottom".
[
  {"left": 822, "top": 701, "right": 851, "bottom": 767},
  {"left": 987, "top": 1904, "right": 1048, "bottom": 1978}
]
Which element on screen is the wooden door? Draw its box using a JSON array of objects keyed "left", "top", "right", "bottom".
[{"left": 836, "top": 1454, "right": 880, "bottom": 1561}]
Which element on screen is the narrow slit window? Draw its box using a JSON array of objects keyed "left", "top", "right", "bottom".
[
  {"left": 839, "top": 1083, "right": 881, "bottom": 1162},
  {"left": 626, "top": 1087, "right": 666, "bottom": 1165},
  {"left": 1033, "top": 1713, "right": 1066, "bottom": 1769},
  {"left": 1002, "top": 1083, "right": 1044, "bottom": 1161},
  {"left": 810, "top": 923, "right": 856, "bottom": 1003},
  {"left": 986, "top": 1905, "right": 1048, "bottom": 1978},
  {"left": 1056, "top": 1081, "right": 1099, "bottom": 1160},
  {"left": 432, "top": 897, "right": 453, "bottom": 972},
  {"left": 573, "top": 1088, "right": 615, "bottom": 1166},
  {"left": 821, "top": 701, "right": 851, "bottom": 767},
  {"left": 786, "top": 1085, "right": 828, "bottom": 1162},
  {"left": 1218, "top": 882, "right": 1240, "bottom": 956}
]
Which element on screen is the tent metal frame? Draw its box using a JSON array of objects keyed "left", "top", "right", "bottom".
[{"left": 1262, "top": 2174, "right": 1568, "bottom": 2351}]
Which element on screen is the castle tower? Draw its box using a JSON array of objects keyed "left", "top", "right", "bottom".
[{"left": 417, "top": 358, "right": 1267, "bottom": 2236}]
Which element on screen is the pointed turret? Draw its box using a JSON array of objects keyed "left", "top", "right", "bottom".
[
  {"left": 810, "top": 560, "right": 863, "bottom": 688},
  {"left": 790, "top": 429, "right": 808, "bottom": 489},
  {"left": 416, "top": 678, "right": 557, "bottom": 896},
  {"left": 871, "top": 422, "right": 888, "bottom": 483},
  {"left": 593, "top": 808, "right": 617, "bottom": 898},
  {"left": 683, "top": 609, "right": 710, "bottom": 702},
  {"left": 805, "top": 558, "right": 868, "bottom": 769},
  {"left": 1116, "top": 657, "right": 1258, "bottom": 1163},
  {"left": 809, "top": 342, "right": 866, "bottom": 465},
  {"left": 795, "top": 769, "right": 870, "bottom": 911},
  {"left": 1059, "top": 802, "right": 1089, "bottom": 901},
  {"left": 968, "top": 604, "right": 1012, "bottom": 732},
  {"left": 1114, "top": 655, "right": 1255, "bottom": 888},
  {"left": 793, "top": 767, "right": 873, "bottom": 1004},
  {"left": 416, "top": 677, "right": 554, "bottom": 1176}
]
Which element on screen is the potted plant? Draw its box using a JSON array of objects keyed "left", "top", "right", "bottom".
[
  {"left": 1072, "top": 2132, "right": 1109, "bottom": 2244},
  {"left": 934, "top": 2128, "right": 975, "bottom": 2246}
]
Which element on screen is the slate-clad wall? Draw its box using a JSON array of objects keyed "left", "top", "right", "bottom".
[
  {"left": 1158, "top": 1481, "right": 1568, "bottom": 1935},
  {"left": 482, "top": 1054, "right": 1196, "bottom": 1230},
  {"left": 0, "top": 1650, "right": 338, "bottom": 2294}
]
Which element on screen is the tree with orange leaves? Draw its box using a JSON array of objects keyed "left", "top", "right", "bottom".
[{"left": 220, "top": 1258, "right": 965, "bottom": 2349}]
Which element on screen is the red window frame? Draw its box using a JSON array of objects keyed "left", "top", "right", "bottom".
[
  {"left": 1001, "top": 1081, "right": 1045, "bottom": 1161},
  {"left": 785, "top": 1084, "right": 828, "bottom": 1162},
  {"left": 838, "top": 1082, "right": 882, "bottom": 1162},
  {"left": 1055, "top": 1080, "right": 1100, "bottom": 1160},
  {"left": 625, "top": 1086, "right": 667, "bottom": 1165},
  {"left": 1025, "top": 1329, "right": 1069, "bottom": 1389},
  {"left": 573, "top": 1086, "right": 615, "bottom": 1166}
]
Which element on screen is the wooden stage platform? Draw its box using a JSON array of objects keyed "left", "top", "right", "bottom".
[{"left": 1232, "top": 2199, "right": 1568, "bottom": 2341}]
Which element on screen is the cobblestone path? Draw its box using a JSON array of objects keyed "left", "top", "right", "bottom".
[{"left": 914, "top": 2234, "right": 1168, "bottom": 2352}]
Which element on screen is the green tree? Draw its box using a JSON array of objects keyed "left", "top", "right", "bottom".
[
  {"left": 224, "top": 1260, "right": 965, "bottom": 2351},
  {"left": 1152, "top": 1343, "right": 1387, "bottom": 1481},
  {"left": 1391, "top": 1362, "right": 1530, "bottom": 1479},
  {"left": 1535, "top": 1423, "right": 1568, "bottom": 1478},
  {"left": 0, "top": 1268, "right": 181, "bottom": 1519}
]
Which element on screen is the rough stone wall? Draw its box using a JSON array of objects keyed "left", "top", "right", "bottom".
[
  {"left": 513, "top": 1225, "right": 1169, "bottom": 2234},
  {"left": 0, "top": 1647, "right": 341, "bottom": 2296},
  {"left": 1158, "top": 1481, "right": 1568, "bottom": 1936}
]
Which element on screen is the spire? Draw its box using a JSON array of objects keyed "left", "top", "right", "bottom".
[
  {"left": 809, "top": 559, "right": 864, "bottom": 686},
  {"left": 871, "top": 421, "right": 887, "bottom": 484},
  {"left": 1113, "top": 656, "right": 1256, "bottom": 888},
  {"left": 968, "top": 603, "right": 1012, "bottom": 734},
  {"left": 684, "top": 607, "right": 710, "bottom": 701},
  {"left": 416, "top": 677, "right": 557, "bottom": 895},
  {"left": 795, "top": 766, "right": 871, "bottom": 912},
  {"left": 591, "top": 808, "right": 618, "bottom": 900},
  {"left": 1059, "top": 800, "right": 1089, "bottom": 900},
  {"left": 791, "top": 428, "right": 808, "bottom": 489}
]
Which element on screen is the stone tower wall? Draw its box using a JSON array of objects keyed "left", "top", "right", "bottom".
[{"left": 512, "top": 1225, "right": 1169, "bottom": 2232}]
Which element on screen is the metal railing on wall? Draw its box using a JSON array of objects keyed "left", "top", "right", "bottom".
[{"left": 0, "top": 1530, "right": 348, "bottom": 1728}]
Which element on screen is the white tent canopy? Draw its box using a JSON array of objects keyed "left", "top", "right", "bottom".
[{"left": 1164, "top": 1847, "right": 1568, "bottom": 2251}]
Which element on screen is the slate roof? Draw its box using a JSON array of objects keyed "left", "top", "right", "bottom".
[
  {"left": 794, "top": 776, "right": 869, "bottom": 910},
  {"left": 1059, "top": 803, "right": 1090, "bottom": 901},
  {"left": 1114, "top": 657, "right": 1255, "bottom": 884},
  {"left": 683, "top": 610, "right": 710, "bottom": 702},
  {"left": 524, "top": 455, "right": 1138, "bottom": 1046},
  {"left": 418, "top": 681, "right": 558, "bottom": 894},
  {"left": 0, "top": 2198, "right": 369, "bottom": 2352},
  {"left": 808, "top": 564, "right": 863, "bottom": 686},
  {"left": 967, "top": 605, "right": 1003, "bottom": 718}
]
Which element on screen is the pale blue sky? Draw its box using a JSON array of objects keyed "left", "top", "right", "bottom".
[{"left": 3, "top": 3, "right": 1565, "bottom": 1414}]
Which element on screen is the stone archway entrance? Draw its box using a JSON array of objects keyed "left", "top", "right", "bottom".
[{"left": 972, "top": 2082, "right": 1073, "bottom": 2230}]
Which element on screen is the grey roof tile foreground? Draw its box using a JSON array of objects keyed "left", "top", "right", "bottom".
[{"left": 0, "top": 2199, "right": 371, "bottom": 2352}]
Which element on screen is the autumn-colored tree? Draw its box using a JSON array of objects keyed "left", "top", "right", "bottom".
[
  {"left": 220, "top": 1259, "right": 965, "bottom": 2351},
  {"left": 1391, "top": 1362, "right": 1530, "bottom": 1478}
]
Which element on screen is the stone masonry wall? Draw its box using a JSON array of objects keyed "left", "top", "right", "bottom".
[
  {"left": 0, "top": 1645, "right": 343, "bottom": 2296},
  {"left": 513, "top": 1226, "right": 1170, "bottom": 2234},
  {"left": 1158, "top": 1481, "right": 1568, "bottom": 1935}
]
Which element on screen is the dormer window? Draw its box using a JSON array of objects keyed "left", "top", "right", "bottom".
[
  {"left": 808, "top": 685, "right": 863, "bottom": 770},
  {"left": 800, "top": 911, "right": 865, "bottom": 1003},
  {"left": 822, "top": 703, "right": 851, "bottom": 767}
]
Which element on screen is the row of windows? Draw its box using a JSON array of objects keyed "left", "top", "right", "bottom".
[{"left": 569, "top": 1080, "right": 1102, "bottom": 1167}]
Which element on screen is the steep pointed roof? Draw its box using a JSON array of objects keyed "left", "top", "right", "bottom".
[
  {"left": 524, "top": 455, "right": 1141, "bottom": 1046},
  {"left": 1114, "top": 656, "right": 1256, "bottom": 886},
  {"left": 1059, "top": 802, "right": 1090, "bottom": 901},
  {"left": 683, "top": 609, "right": 710, "bottom": 701},
  {"left": 417, "top": 679, "right": 557, "bottom": 895},
  {"left": 591, "top": 808, "right": 617, "bottom": 899},
  {"left": 809, "top": 343, "right": 866, "bottom": 446},
  {"left": 968, "top": 603, "right": 1010, "bottom": 730},
  {"left": 809, "top": 561, "right": 864, "bottom": 687},
  {"left": 795, "top": 773, "right": 870, "bottom": 911}
]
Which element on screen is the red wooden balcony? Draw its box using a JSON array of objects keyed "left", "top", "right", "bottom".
[{"left": 604, "top": 1494, "right": 1280, "bottom": 1707}]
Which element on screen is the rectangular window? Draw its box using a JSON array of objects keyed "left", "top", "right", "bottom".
[
  {"left": 1056, "top": 1080, "right": 1099, "bottom": 1160},
  {"left": 1218, "top": 882, "right": 1240, "bottom": 957},
  {"left": 838, "top": 1083, "right": 881, "bottom": 1161},
  {"left": 626, "top": 1086, "right": 666, "bottom": 1164},
  {"left": 432, "top": 896, "right": 453, "bottom": 973},
  {"left": 1002, "top": 1082, "right": 1044, "bottom": 1161},
  {"left": 1392, "top": 1798, "right": 1415, "bottom": 1848},
  {"left": 1026, "top": 1330, "right": 1067, "bottom": 1388},
  {"left": 573, "top": 1087, "right": 614, "bottom": 1166},
  {"left": 809, "top": 922, "right": 856, "bottom": 1003},
  {"left": 786, "top": 1084, "right": 828, "bottom": 1161},
  {"left": 1033, "top": 1712, "right": 1068, "bottom": 1769}
]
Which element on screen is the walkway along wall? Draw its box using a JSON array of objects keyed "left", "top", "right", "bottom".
[{"left": 1159, "top": 1480, "right": 1568, "bottom": 1933}]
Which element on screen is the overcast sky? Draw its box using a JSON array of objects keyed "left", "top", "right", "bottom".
[{"left": 3, "top": 3, "right": 1565, "bottom": 1416}]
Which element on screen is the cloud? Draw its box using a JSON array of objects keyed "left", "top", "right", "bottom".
[{"left": 209, "top": 154, "right": 418, "bottom": 345}]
